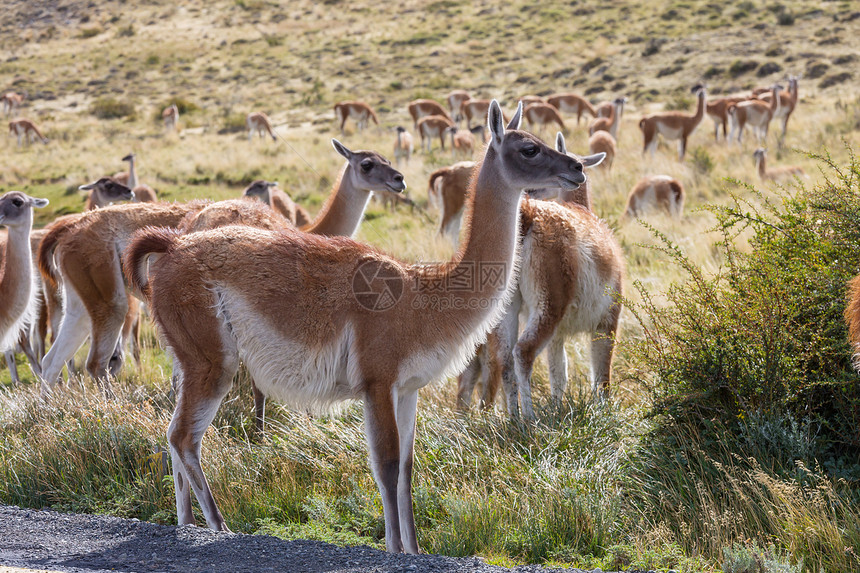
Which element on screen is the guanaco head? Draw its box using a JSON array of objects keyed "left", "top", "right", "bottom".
[
  {"left": 395, "top": 126, "right": 407, "bottom": 134},
  {"left": 487, "top": 100, "right": 586, "bottom": 192},
  {"left": 753, "top": 147, "right": 767, "bottom": 164},
  {"left": 243, "top": 180, "right": 278, "bottom": 205},
  {"left": 79, "top": 177, "right": 135, "bottom": 206},
  {"left": 122, "top": 152, "right": 136, "bottom": 162},
  {"left": 526, "top": 133, "right": 604, "bottom": 201},
  {"left": 0, "top": 191, "right": 49, "bottom": 229},
  {"left": 331, "top": 138, "right": 406, "bottom": 194}
]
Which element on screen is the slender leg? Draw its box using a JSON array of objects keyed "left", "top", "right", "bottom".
[
  {"left": 479, "top": 331, "right": 503, "bottom": 410},
  {"left": 495, "top": 293, "right": 521, "bottom": 418},
  {"left": 513, "top": 301, "right": 564, "bottom": 420},
  {"left": 41, "top": 287, "right": 91, "bottom": 392},
  {"left": 591, "top": 304, "right": 620, "bottom": 403},
  {"left": 5, "top": 350, "right": 19, "bottom": 385},
  {"left": 363, "top": 383, "right": 403, "bottom": 553},
  {"left": 394, "top": 387, "right": 420, "bottom": 554},
  {"left": 252, "top": 380, "right": 266, "bottom": 433},
  {"left": 456, "top": 349, "right": 482, "bottom": 410},
  {"left": 547, "top": 334, "right": 568, "bottom": 402}
]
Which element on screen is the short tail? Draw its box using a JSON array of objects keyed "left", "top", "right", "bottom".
[
  {"left": 639, "top": 118, "right": 647, "bottom": 132},
  {"left": 123, "top": 226, "right": 181, "bottom": 300},
  {"left": 38, "top": 220, "right": 75, "bottom": 289}
]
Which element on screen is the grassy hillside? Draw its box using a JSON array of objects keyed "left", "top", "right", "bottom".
[{"left": 1, "top": 1, "right": 860, "bottom": 571}]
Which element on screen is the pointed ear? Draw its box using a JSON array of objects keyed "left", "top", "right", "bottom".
[
  {"left": 78, "top": 181, "right": 96, "bottom": 191},
  {"left": 488, "top": 100, "right": 505, "bottom": 148},
  {"left": 506, "top": 101, "right": 523, "bottom": 131},
  {"left": 580, "top": 152, "right": 605, "bottom": 168},
  {"left": 331, "top": 139, "right": 352, "bottom": 161},
  {"left": 32, "top": 197, "right": 49, "bottom": 208},
  {"left": 555, "top": 132, "right": 567, "bottom": 154},
  {"left": 267, "top": 181, "right": 278, "bottom": 187}
]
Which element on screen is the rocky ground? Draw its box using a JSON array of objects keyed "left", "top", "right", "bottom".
[{"left": 0, "top": 505, "right": 659, "bottom": 573}]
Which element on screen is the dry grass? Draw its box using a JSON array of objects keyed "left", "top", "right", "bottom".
[{"left": 1, "top": 0, "right": 860, "bottom": 570}]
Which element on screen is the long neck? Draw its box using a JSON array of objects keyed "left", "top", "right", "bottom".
[
  {"left": 757, "top": 155, "right": 766, "bottom": 177},
  {"left": 693, "top": 94, "right": 705, "bottom": 122},
  {"left": 559, "top": 182, "right": 593, "bottom": 211},
  {"left": 128, "top": 157, "right": 138, "bottom": 189},
  {"left": 0, "top": 221, "right": 34, "bottom": 332},
  {"left": 304, "top": 164, "right": 370, "bottom": 237},
  {"left": 413, "top": 148, "right": 523, "bottom": 330},
  {"left": 770, "top": 90, "right": 780, "bottom": 113}
]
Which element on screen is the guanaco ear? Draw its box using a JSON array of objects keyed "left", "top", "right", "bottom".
[
  {"left": 266, "top": 181, "right": 278, "bottom": 187},
  {"left": 580, "top": 152, "right": 606, "bottom": 168},
  {"left": 32, "top": 197, "right": 49, "bottom": 208},
  {"left": 331, "top": 139, "right": 353, "bottom": 161},
  {"left": 555, "top": 132, "right": 567, "bottom": 155},
  {"left": 78, "top": 181, "right": 97, "bottom": 191},
  {"left": 506, "top": 101, "right": 523, "bottom": 131},
  {"left": 488, "top": 99, "right": 505, "bottom": 148}
]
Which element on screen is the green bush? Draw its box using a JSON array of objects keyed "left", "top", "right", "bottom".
[
  {"left": 90, "top": 97, "right": 136, "bottom": 120},
  {"left": 628, "top": 148, "right": 860, "bottom": 457}
]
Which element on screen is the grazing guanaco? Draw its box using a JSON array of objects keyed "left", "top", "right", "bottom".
[
  {"left": 546, "top": 93, "right": 597, "bottom": 125},
  {"left": 242, "top": 180, "right": 312, "bottom": 228},
  {"left": 753, "top": 148, "right": 805, "bottom": 182},
  {"left": 446, "top": 126, "right": 475, "bottom": 159},
  {"left": 427, "top": 161, "right": 477, "bottom": 242},
  {"left": 588, "top": 131, "right": 616, "bottom": 171},
  {"left": 334, "top": 101, "right": 379, "bottom": 135},
  {"left": 407, "top": 99, "right": 452, "bottom": 129},
  {"left": 122, "top": 100, "right": 585, "bottom": 553},
  {"left": 728, "top": 85, "right": 782, "bottom": 145},
  {"left": 589, "top": 97, "right": 625, "bottom": 138},
  {"left": 639, "top": 86, "right": 706, "bottom": 161},
  {"left": 460, "top": 98, "right": 492, "bottom": 130},
  {"left": 416, "top": 114, "right": 455, "bottom": 152},
  {"left": 446, "top": 90, "right": 471, "bottom": 124},
  {"left": 2, "top": 92, "right": 25, "bottom": 117},
  {"left": 81, "top": 177, "right": 135, "bottom": 211},
  {"left": 623, "top": 175, "right": 685, "bottom": 219},
  {"left": 460, "top": 133, "right": 621, "bottom": 416},
  {"left": 519, "top": 95, "right": 546, "bottom": 107},
  {"left": 0, "top": 193, "right": 49, "bottom": 362},
  {"left": 523, "top": 103, "right": 565, "bottom": 135},
  {"left": 162, "top": 104, "right": 179, "bottom": 131},
  {"left": 393, "top": 126, "right": 414, "bottom": 166},
  {"left": 246, "top": 112, "right": 278, "bottom": 142},
  {"left": 9, "top": 119, "right": 48, "bottom": 146}
]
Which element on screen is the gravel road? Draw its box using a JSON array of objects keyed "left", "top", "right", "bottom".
[{"left": 0, "top": 505, "right": 650, "bottom": 573}]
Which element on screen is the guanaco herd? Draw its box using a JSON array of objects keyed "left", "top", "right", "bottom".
[{"left": 0, "top": 73, "right": 818, "bottom": 554}]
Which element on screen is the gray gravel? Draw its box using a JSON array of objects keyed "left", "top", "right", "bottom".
[{"left": 0, "top": 505, "right": 651, "bottom": 573}]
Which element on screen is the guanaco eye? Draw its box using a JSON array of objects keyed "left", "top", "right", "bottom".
[
  {"left": 521, "top": 146, "right": 539, "bottom": 158},
  {"left": 11, "top": 198, "right": 23, "bottom": 207},
  {"left": 360, "top": 160, "right": 373, "bottom": 173}
]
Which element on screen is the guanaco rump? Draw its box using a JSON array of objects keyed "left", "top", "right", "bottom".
[
  {"left": 122, "top": 101, "right": 587, "bottom": 553},
  {"left": 623, "top": 175, "right": 685, "bottom": 219}
]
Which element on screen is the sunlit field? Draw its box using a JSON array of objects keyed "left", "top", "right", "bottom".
[{"left": 2, "top": 1, "right": 859, "bottom": 571}]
